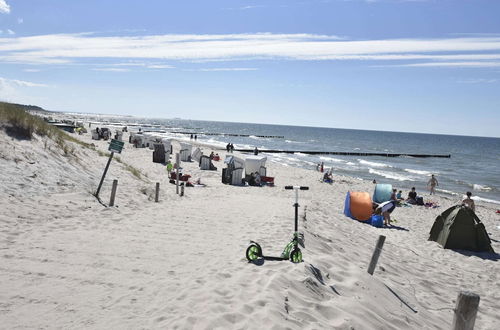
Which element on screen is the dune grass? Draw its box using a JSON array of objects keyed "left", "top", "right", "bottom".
[
  {"left": 1, "top": 101, "right": 145, "bottom": 180},
  {"left": 0, "top": 102, "right": 92, "bottom": 152}
]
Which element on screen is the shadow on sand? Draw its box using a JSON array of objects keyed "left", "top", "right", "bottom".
[
  {"left": 385, "top": 225, "right": 409, "bottom": 231},
  {"left": 454, "top": 249, "right": 499, "bottom": 261}
]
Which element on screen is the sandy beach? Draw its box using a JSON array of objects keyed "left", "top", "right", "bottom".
[{"left": 1, "top": 126, "right": 499, "bottom": 329}]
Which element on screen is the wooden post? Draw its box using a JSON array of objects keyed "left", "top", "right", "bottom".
[
  {"left": 155, "top": 182, "right": 160, "bottom": 202},
  {"left": 175, "top": 153, "right": 180, "bottom": 195},
  {"left": 109, "top": 179, "right": 118, "bottom": 206},
  {"left": 452, "top": 291, "right": 480, "bottom": 330},
  {"left": 180, "top": 184, "right": 184, "bottom": 197},
  {"left": 95, "top": 152, "right": 114, "bottom": 198},
  {"left": 367, "top": 235, "right": 386, "bottom": 275}
]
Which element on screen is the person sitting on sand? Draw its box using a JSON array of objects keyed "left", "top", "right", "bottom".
[
  {"left": 462, "top": 191, "right": 476, "bottom": 212},
  {"left": 427, "top": 174, "right": 438, "bottom": 195},
  {"left": 390, "top": 188, "right": 397, "bottom": 201},
  {"left": 323, "top": 171, "right": 333, "bottom": 184},
  {"left": 374, "top": 200, "right": 397, "bottom": 226},
  {"left": 209, "top": 151, "right": 214, "bottom": 159},
  {"left": 254, "top": 172, "right": 262, "bottom": 186},
  {"left": 407, "top": 187, "right": 417, "bottom": 204},
  {"left": 396, "top": 190, "right": 403, "bottom": 200}
]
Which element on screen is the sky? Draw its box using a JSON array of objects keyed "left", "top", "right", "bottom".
[{"left": 0, "top": 0, "right": 499, "bottom": 137}]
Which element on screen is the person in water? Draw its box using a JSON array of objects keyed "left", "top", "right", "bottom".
[
  {"left": 462, "top": 191, "right": 476, "bottom": 212},
  {"left": 427, "top": 174, "right": 438, "bottom": 195}
]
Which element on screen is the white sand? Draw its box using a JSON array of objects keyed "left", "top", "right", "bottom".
[{"left": 0, "top": 127, "right": 499, "bottom": 329}]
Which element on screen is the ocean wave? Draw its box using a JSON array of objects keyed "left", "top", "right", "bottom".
[
  {"left": 320, "top": 156, "right": 345, "bottom": 163},
  {"left": 369, "top": 168, "right": 414, "bottom": 181},
  {"left": 472, "top": 196, "right": 500, "bottom": 205},
  {"left": 294, "top": 152, "right": 307, "bottom": 157},
  {"left": 404, "top": 168, "right": 432, "bottom": 176},
  {"left": 435, "top": 188, "right": 459, "bottom": 196},
  {"left": 358, "top": 159, "right": 392, "bottom": 168},
  {"left": 472, "top": 184, "right": 492, "bottom": 191}
]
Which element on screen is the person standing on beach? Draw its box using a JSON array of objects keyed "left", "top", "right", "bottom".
[
  {"left": 462, "top": 191, "right": 476, "bottom": 212},
  {"left": 375, "top": 200, "right": 397, "bottom": 226},
  {"left": 226, "top": 143, "right": 230, "bottom": 152},
  {"left": 427, "top": 174, "right": 438, "bottom": 195}
]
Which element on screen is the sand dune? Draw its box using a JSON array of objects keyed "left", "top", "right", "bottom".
[{"left": 0, "top": 128, "right": 498, "bottom": 329}]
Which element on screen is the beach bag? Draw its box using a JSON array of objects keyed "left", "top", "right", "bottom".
[
  {"left": 370, "top": 215, "right": 384, "bottom": 228},
  {"left": 416, "top": 196, "right": 424, "bottom": 206}
]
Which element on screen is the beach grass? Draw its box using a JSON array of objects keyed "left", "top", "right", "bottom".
[{"left": 0, "top": 102, "right": 92, "bottom": 153}]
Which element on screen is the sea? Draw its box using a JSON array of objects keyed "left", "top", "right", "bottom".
[{"left": 90, "top": 116, "right": 500, "bottom": 205}]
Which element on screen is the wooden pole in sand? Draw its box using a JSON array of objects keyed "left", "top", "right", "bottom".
[
  {"left": 155, "top": 182, "right": 160, "bottom": 202},
  {"left": 95, "top": 152, "right": 114, "bottom": 198},
  {"left": 367, "top": 235, "right": 386, "bottom": 275},
  {"left": 175, "top": 153, "right": 180, "bottom": 195},
  {"left": 180, "top": 184, "right": 184, "bottom": 197},
  {"left": 452, "top": 291, "right": 480, "bottom": 330},
  {"left": 109, "top": 179, "right": 118, "bottom": 206}
]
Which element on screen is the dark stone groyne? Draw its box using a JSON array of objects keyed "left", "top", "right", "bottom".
[
  {"left": 170, "top": 132, "right": 285, "bottom": 139},
  {"left": 234, "top": 149, "right": 451, "bottom": 158}
]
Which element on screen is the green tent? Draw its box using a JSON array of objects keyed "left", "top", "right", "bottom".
[{"left": 429, "top": 205, "right": 494, "bottom": 253}]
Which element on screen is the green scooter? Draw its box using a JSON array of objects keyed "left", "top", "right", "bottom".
[{"left": 246, "top": 185, "right": 309, "bottom": 263}]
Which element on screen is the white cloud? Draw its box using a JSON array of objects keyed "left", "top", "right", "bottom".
[
  {"left": 147, "top": 64, "right": 174, "bottom": 69},
  {"left": 0, "top": 33, "right": 499, "bottom": 68},
  {"left": 92, "top": 68, "right": 130, "bottom": 72},
  {"left": 23, "top": 68, "right": 41, "bottom": 72},
  {"left": 401, "top": 61, "right": 500, "bottom": 68},
  {"left": 198, "top": 68, "right": 258, "bottom": 72},
  {"left": 7, "top": 78, "right": 48, "bottom": 87},
  {"left": 456, "top": 78, "right": 498, "bottom": 84},
  {"left": 0, "top": 76, "right": 47, "bottom": 102},
  {"left": 7, "top": 29, "right": 15, "bottom": 35},
  {"left": 0, "top": 0, "right": 10, "bottom": 14}
]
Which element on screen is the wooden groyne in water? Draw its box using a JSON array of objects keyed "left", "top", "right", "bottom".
[
  {"left": 234, "top": 149, "right": 451, "bottom": 158},
  {"left": 170, "top": 131, "right": 284, "bottom": 139}
]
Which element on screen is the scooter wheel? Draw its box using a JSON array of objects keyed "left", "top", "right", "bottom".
[
  {"left": 246, "top": 243, "right": 262, "bottom": 262},
  {"left": 290, "top": 248, "right": 302, "bottom": 263}
]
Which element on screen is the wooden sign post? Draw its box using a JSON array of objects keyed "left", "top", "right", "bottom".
[
  {"left": 95, "top": 139, "right": 124, "bottom": 199},
  {"left": 175, "top": 153, "right": 180, "bottom": 195}
]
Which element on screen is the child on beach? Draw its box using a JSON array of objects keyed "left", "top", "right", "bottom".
[
  {"left": 396, "top": 190, "right": 403, "bottom": 200},
  {"left": 323, "top": 171, "right": 333, "bottom": 183}
]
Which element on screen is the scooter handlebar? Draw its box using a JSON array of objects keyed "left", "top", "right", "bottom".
[{"left": 285, "top": 186, "right": 309, "bottom": 190}]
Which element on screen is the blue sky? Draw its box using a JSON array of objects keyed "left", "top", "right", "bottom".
[{"left": 1, "top": 0, "right": 499, "bottom": 137}]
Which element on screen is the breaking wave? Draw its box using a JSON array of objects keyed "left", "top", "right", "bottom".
[
  {"left": 368, "top": 168, "right": 414, "bottom": 181},
  {"left": 359, "top": 160, "right": 392, "bottom": 168}
]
